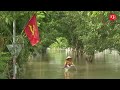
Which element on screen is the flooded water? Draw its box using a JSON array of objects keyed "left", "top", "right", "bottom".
[{"left": 23, "top": 49, "right": 120, "bottom": 79}]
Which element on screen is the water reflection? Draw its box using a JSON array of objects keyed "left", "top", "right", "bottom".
[
  {"left": 64, "top": 67, "right": 77, "bottom": 79},
  {"left": 64, "top": 71, "right": 72, "bottom": 79},
  {"left": 23, "top": 49, "right": 120, "bottom": 79}
]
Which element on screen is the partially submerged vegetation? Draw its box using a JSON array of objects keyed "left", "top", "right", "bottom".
[{"left": 1, "top": 11, "right": 120, "bottom": 78}]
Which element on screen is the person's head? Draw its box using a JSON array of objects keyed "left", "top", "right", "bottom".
[{"left": 66, "top": 56, "right": 72, "bottom": 61}]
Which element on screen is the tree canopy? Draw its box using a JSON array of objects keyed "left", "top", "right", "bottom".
[{"left": 1, "top": 11, "right": 120, "bottom": 78}]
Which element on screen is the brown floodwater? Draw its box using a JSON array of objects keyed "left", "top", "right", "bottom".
[{"left": 23, "top": 49, "right": 120, "bottom": 79}]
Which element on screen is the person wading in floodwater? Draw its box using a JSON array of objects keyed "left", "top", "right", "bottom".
[{"left": 64, "top": 56, "right": 76, "bottom": 79}]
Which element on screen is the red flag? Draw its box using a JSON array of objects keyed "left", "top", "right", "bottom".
[{"left": 24, "top": 15, "right": 40, "bottom": 46}]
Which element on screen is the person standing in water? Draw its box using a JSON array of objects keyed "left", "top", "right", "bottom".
[
  {"left": 64, "top": 56, "right": 76, "bottom": 79},
  {"left": 64, "top": 56, "right": 75, "bottom": 69}
]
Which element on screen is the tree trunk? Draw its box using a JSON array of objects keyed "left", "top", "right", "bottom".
[
  {"left": 80, "top": 49, "right": 84, "bottom": 57},
  {"left": 85, "top": 52, "right": 94, "bottom": 63}
]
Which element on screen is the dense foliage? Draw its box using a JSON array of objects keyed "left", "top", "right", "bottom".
[{"left": 1, "top": 11, "right": 120, "bottom": 78}]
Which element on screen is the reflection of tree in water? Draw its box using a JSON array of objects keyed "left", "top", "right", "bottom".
[
  {"left": 41, "top": 53, "right": 50, "bottom": 62},
  {"left": 31, "top": 52, "right": 50, "bottom": 62}
]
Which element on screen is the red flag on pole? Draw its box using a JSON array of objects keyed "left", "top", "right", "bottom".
[{"left": 24, "top": 15, "right": 40, "bottom": 46}]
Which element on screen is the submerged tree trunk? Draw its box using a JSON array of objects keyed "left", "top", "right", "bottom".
[
  {"left": 76, "top": 49, "right": 79, "bottom": 58},
  {"left": 79, "top": 48, "right": 84, "bottom": 57},
  {"left": 85, "top": 52, "right": 95, "bottom": 63}
]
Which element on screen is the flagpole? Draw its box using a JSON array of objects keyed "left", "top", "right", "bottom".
[{"left": 13, "top": 20, "right": 17, "bottom": 79}]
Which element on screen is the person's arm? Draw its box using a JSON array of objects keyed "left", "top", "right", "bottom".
[
  {"left": 64, "top": 61, "right": 66, "bottom": 68},
  {"left": 71, "top": 62, "right": 75, "bottom": 66},
  {"left": 71, "top": 62, "right": 77, "bottom": 71}
]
